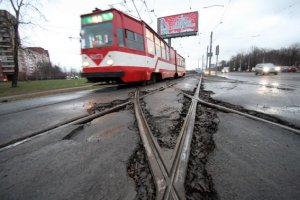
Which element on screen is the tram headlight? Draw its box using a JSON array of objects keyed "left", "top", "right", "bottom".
[
  {"left": 82, "top": 61, "right": 89, "bottom": 67},
  {"left": 107, "top": 59, "right": 114, "bottom": 66}
]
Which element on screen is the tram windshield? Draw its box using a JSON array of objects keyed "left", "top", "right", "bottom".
[{"left": 81, "top": 22, "right": 113, "bottom": 49}]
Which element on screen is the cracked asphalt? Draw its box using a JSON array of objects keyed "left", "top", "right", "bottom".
[
  {"left": 0, "top": 74, "right": 299, "bottom": 200},
  {"left": 204, "top": 73, "right": 300, "bottom": 200}
]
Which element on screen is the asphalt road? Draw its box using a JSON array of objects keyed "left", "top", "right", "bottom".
[
  {"left": 0, "top": 85, "right": 131, "bottom": 147},
  {"left": 205, "top": 72, "right": 300, "bottom": 125},
  {"left": 0, "top": 78, "right": 188, "bottom": 200},
  {"left": 204, "top": 72, "right": 300, "bottom": 200},
  {"left": 0, "top": 111, "right": 138, "bottom": 200},
  {"left": 0, "top": 74, "right": 299, "bottom": 200}
]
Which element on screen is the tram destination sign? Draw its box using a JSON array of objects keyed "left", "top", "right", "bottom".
[{"left": 157, "top": 11, "right": 198, "bottom": 39}]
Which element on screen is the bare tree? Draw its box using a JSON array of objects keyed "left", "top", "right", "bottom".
[{"left": 7, "top": 0, "right": 45, "bottom": 87}]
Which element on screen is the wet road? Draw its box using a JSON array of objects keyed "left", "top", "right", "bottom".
[
  {"left": 1, "top": 74, "right": 299, "bottom": 200},
  {"left": 0, "top": 78, "right": 189, "bottom": 200},
  {"left": 204, "top": 73, "right": 300, "bottom": 200},
  {"left": 205, "top": 72, "right": 300, "bottom": 125},
  {"left": 0, "top": 85, "right": 131, "bottom": 147},
  {"left": 0, "top": 111, "right": 138, "bottom": 200}
]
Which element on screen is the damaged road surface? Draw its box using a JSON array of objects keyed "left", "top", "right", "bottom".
[
  {"left": 204, "top": 74, "right": 300, "bottom": 200},
  {"left": 0, "top": 110, "right": 138, "bottom": 200},
  {"left": 1, "top": 74, "right": 299, "bottom": 200}
]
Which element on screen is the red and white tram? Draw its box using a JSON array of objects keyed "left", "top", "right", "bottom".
[{"left": 80, "top": 8, "right": 186, "bottom": 83}]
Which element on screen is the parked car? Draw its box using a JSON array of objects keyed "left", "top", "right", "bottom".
[
  {"left": 254, "top": 63, "right": 279, "bottom": 75},
  {"left": 288, "top": 67, "right": 297, "bottom": 72}
]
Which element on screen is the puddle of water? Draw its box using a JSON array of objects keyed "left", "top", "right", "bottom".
[
  {"left": 256, "top": 105, "right": 300, "bottom": 115},
  {"left": 87, "top": 125, "right": 125, "bottom": 142}
]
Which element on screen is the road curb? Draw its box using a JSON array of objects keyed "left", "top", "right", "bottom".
[{"left": 0, "top": 84, "right": 98, "bottom": 102}]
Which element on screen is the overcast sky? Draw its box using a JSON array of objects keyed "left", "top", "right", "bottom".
[{"left": 1, "top": 0, "right": 300, "bottom": 71}]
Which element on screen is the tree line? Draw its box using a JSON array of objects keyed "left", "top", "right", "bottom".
[
  {"left": 17, "top": 62, "right": 65, "bottom": 81},
  {"left": 225, "top": 43, "right": 300, "bottom": 71}
]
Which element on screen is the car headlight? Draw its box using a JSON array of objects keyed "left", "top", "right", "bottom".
[
  {"left": 107, "top": 59, "right": 114, "bottom": 66},
  {"left": 275, "top": 67, "right": 280, "bottom": 71},
  {"left": 82, "top": 61, "right": 89, "bottom": 67},
  {"left": 263, "top": 67, "right": 269, "bottom": 72}
]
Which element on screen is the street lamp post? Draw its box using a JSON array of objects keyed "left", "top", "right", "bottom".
[
  {"left": 208, "top": 32, "right": 213, "bottom": 75},
  {"left": 206, "top": 45, "right": 209, "bottom": 69},
  {"left": 203, "top": 5, "right": 224, "bottom": 75}
]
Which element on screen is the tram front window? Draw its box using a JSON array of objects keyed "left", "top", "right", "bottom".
[{"left": 81, "top": 22, "right": 113, "bottom": 49}]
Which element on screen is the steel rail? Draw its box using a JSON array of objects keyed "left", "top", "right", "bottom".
[
  {"left": 176, "top": 89, "right": 300, "bottom": 135},
  {"left": 134, "top": 90, "right": 170, "bottom": 199},
  {"left": 0, "top": 102, "right": 130, "bottom": 152},
  {"left": 163, "top": 75, "right": 202, "bottom": 200},
  {"left": 134, "top": 75, "right": 203, "bottom": 200},
  {"left": 0, "top": 82, "right": 179, "bottom": 152}
]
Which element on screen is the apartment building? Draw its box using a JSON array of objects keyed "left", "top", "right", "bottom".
[
  {"left": 18, "top": 47, "right": 51, "bottom": 79},
  {"left": 0, "top": 10, "right": 51, "bottom": 81},
  {"left": 0, "top": 10, "right": 16, "bottom": 81}
]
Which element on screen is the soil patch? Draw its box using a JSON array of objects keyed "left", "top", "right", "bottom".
[
  {"left": 127, "top": 142, "right": 156, "bottom": 200},
  {"left": 140, "top": 96, "right": 191, "bottom": 149},
  {"left": 87, "top": 99, "right": 128, "bottom": 114},
  {"left": 185, "top": 97, "right": 219, "bottom": 200}
]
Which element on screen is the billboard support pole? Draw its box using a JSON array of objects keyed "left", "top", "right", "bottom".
[{"left": 168, "top": 38, "right": 171, "bottom": 46}]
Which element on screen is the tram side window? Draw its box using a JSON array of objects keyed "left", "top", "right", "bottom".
[
  {"left": 125, "top": 30, "right": 145, "bottom": 51},
  {"left": 166, "top": 46, "right": 169, "bottom": 61},
  {"left": 161, "top": 42, "right": 166, "bottom": 60},
  {"left": 178, "top": 56, "right": 182, "bottom": 67},
  {"left": 170, "top": 49, "right": 175, "bottom": 63},
  {"left": 146, "top": 28, "right": 155, "bottom": 54},
  {"left": 154, "top": 36, "right": 161, "bottom": 57},
  {"left": 118, "top": 28, "right": 125, "bottom": 47}
]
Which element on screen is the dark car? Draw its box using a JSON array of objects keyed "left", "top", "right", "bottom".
[
  {"left": 281, "top": 66, "right": 289, "bottom": 72},
  {"left": 288, "top": 67, "right": 297, "bottom": 72}
]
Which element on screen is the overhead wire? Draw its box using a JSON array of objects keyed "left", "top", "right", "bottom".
[
  {"left": 131, "top": 0, "right": 142, "bottom": 19},
  {"left": 219, "top": 0, "right": 232, "bottom": 24},
  {"left": 140, "top": 0, "right": 154, "bottom": 24}
]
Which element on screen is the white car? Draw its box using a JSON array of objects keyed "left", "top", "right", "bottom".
[
  {"left": 204, "top": 69, "right": 216, "bottom": 75},
  {"left": 221, "top": 67, "right": 229, "bottom": 73},
  {"left": 254, "top": 63, "right": 280, "bottom": 75}
]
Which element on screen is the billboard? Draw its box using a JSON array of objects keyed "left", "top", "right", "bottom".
[{"left": 157, "top": 11, "right": 198, "bottom": 39}]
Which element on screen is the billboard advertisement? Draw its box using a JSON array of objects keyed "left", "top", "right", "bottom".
[{"left": 157, "top": 11, "right": 198, "bottom": 39}]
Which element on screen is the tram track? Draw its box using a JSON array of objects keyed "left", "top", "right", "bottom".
[
  {"left": 133, "top": 75, "right": 202, "bottom": 199},
  {"left": 132, "top": 74, "right": 300, "bottom": 199},
  {"left": 175, "top": 89, "right": 300, "bottom": 135},
  {"left": 0, "top": 80, "right": 181, "bottom": 152}
]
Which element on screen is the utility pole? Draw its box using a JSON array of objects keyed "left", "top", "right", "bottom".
[
  {"left": 208, "top": 32, "right": 213, "bottom": 75},
  {"left": 202, "top": 54, "right": 204, "bottom": 71},
  {"left": 248, "top": 55, "right": 250, "bottom": 71},
  {"left": 215, "top": 45, "right": 219, "bottom": 74},
  {"left": 239, "top": 57, "right": 242, "bottom": 71},
  {"left": 206, "top": 45, "right": 209, "bottom": 69}
]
